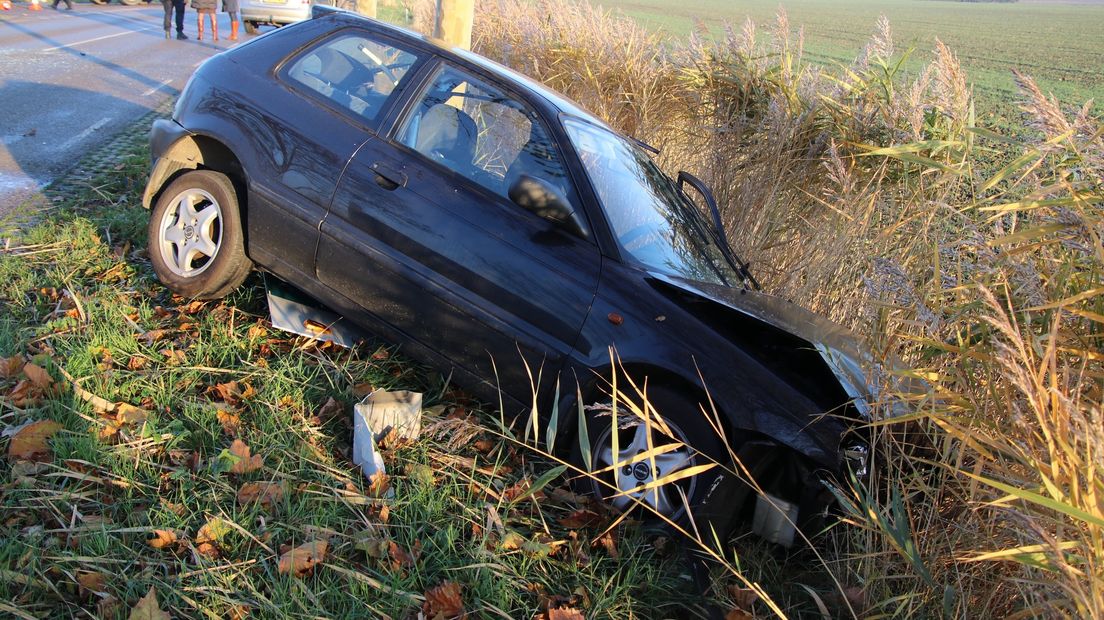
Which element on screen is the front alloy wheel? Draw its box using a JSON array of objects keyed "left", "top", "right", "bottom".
[
  {"left": 148, "top": 169, "right": 252, "bottom": 300},
  {"left": 582, "top": 386, "right": 727, "bottom": 525},
  {"left": 157, "top": 187, "right": 223, "bottom": 277},
  {"left": 592, "top": 414, "right": 697, "bottom": 518}
]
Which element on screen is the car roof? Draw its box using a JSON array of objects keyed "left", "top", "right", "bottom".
[{"left": 313, "top": 6, "right": 611, "bottom": 130}]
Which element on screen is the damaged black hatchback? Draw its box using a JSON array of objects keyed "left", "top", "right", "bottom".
[{"left": 142, "top": 6, "right": 878, "bottom": 541}]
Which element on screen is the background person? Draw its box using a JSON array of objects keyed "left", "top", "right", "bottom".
[
  {"left": 222, "top": 0, "right": 240, "bottom": 41},
  {"left": 191, "top": 0, "right": 217, "bottom": 41},
  {"left": 162, "top": 0, "right": 187, "bottom": 39}
]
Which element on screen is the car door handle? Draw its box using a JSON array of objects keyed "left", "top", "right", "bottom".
[{"left": 370, "top": 162, "right": 407, "bottom": 190}]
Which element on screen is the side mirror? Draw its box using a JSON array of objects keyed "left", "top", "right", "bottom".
[{"left": 508, "top": 174, "right": 590, "bottom": 239}]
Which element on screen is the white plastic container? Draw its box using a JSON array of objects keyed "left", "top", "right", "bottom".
[{"left": 752, "top": 492, "right": 799, "bottom": 547}]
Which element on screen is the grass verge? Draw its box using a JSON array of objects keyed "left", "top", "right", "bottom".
[{"left": 0, "top": 147, "right": 711, "bottom": 619}]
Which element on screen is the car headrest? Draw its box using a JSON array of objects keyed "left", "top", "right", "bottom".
[
  {"left": 314, "top": 48, "right": 356, "bottom": 88},
  {"left": 416, "top": 103, "right": 478, "bottom": 170}
]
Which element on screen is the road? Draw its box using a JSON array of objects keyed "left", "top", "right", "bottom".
[{"left": 0, "top": 3, "right": 244, "bottom": 215}]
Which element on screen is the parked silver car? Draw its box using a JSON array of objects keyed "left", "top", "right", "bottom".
[{"left": 240, "top": 0, "right": 313, "bottom": 34}]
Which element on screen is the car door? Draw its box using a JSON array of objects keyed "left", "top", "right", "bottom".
[
  {"left": 318, "top": 62, "right": 601, "bottom": 404},
  {"left": 242, "top": 28, "right": 425, "bottom": 280}
]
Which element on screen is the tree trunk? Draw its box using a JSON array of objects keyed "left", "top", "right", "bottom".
[
  {"left": 434, "top": 0, "right": 474, "bottom": 50},
  {"left": 355, "top": 0, "right": 376, "bottom": 19}
]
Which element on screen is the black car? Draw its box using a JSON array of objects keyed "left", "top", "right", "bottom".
[{"left": 142, "top": 6, "right": 877, "bottom": 540}]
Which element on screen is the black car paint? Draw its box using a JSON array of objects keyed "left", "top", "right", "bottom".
[{"left": 145, "top": 9, "right": 866, "bottom": 474}]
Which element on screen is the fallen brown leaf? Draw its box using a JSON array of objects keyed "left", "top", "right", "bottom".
[
  {"left": 76, "top": 570, "right": 106, "bottom": 596},
  {"left": 727, "top": 585, "right": 760, "bottom": 611},
  {"left": 0, "top": 355, "right": 24, "bottom": 378},
  {"left": 227, "top": 439, "right": 263, "bottom": 474},
  {"left": 128, "top": 586, "right": 170, "bottom": 620},
  {"left": 388, "top": 540, "right": 417, "bottom": 571},
  {"left": 180, "top": 300, "right": 205, "bottom": 314},
  {"left": 367, "top": 471, "right": 390, "bottom": 498},
  {"left": 7, "top": 419, "right": 63, "bottom": 462},
  {"left": 116, "top": 403, "right": 148, "bottom": 425},
  {"left": 558, "top": 509, "right": 601, "bottom": 530},
  {"left": 97, "top": 595, "right": 122, "bottom": 619},
  {"left": 196, "top": 514, "right": 230, "bottom": 542},
  {"left": 422, "top": 581, "right": 465, "bottom": 620},
  {"left": 315, "top": 397, "right": 345, "bottom": 424},
  {"left": 548, "top": 608, "right": 586, "bottom": 620},
  {"left": 593, "top": 531, "right": 619, "bottom": 560},
  {"left": 217, "top": 409, "right": 242, "bottom": 436},
  {"left": 278, "top": 540, "right": 328, "bottom": 577},
  {"left": 127, "top": 356, "right": 148, "bottom": 371},
  {"left": 195, "top": 517, "right": 232, "bottom": 558},
  {"left": 140, "top": 329, "right": 170, "bottom": 345},
  {"left": 236, "top": 482, "right": 285, "bottom": 510},
  {"left": 500, "top": 531, "right": 525, "bottom": 551},
  {"left": 21, "top": 362, "right": 53, "bottom": 390},
  {"left": 145, "top": 529, "right": 180, "bottom": 549}
]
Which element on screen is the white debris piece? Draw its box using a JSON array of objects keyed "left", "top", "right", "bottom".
[{"left": 351, "top": 390, "right": 423, "bottom": 489}]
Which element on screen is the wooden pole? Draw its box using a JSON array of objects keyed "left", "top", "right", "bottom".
[
  {"left": 355, "top": 0, "right": 376, "bottom": 19},
  {"left": 434, "top": 0, "right": 474, "bottom": 50}
]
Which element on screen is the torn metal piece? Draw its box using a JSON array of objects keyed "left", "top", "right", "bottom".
[
  {"left": 352, "top": 406, "right": 389, "bottom": 489},
  {"left": 264, "top": 275, "right": 367, "bottom": 348},
  {"left": 354, "top": 389, "right": 423, "bottom": 443}
]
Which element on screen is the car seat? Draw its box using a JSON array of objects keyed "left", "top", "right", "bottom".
[{"left": 414, "top": 103, "right": 478, "bottom": 174}]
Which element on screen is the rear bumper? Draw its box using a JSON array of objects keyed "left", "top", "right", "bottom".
[{"left": 240, "top": 4, "right": 309, "bottom": 24}]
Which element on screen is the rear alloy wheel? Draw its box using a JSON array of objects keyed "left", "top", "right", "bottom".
[
  {"left": 581, "top": 386, "right": 728, "bottom": 525},
  {"left": 148, "top": 170, "right": 252, "bottom": 300}
]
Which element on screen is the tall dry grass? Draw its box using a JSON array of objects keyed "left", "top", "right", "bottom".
[{"left": 406, "top": 0, "right": 1104, "bottom": 615}]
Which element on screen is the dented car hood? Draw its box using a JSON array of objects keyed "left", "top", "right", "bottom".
[{"left": 652, "top": 272, "right": 879, "bottom": 419}]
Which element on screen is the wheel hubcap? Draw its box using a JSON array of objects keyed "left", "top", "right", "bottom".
[
  {"left": 593, "top": 416, "right": 696, "bottom": 518},
  {"left": 158, "top": 188, "right": 223, "bottom": 277}
]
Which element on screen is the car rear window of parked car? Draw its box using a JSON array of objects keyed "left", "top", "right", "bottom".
[{"left": 287, "top": 33, "right": 419, "bottom": 124}]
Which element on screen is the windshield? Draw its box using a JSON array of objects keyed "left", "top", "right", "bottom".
[{"left": 564, "top": 119, "right": 738, "bottom": 285}]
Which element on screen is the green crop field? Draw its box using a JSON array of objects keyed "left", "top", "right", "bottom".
[{"left": 593, "top": 0, "right": 1104, "bottom": 122}]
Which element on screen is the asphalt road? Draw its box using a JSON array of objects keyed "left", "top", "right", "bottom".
[{"left": 0, "top": 3, "right": 243, "bottom": 215}]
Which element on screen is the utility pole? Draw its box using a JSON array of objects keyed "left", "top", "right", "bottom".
[
  {"left": 355, "top": 0, "right": 376, "bottom": 18},
  {"left": 434, "top": 0, "right": 474, "bottom": 49}
]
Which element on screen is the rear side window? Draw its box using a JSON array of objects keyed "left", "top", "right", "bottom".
[{"left": 286, "top": 32, "right": 420, "bottom": 124}]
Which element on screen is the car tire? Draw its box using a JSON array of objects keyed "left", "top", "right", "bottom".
[
  {"left": 148, "top": 170, "right": 252, "bottom": 300},
  {"left": 244, "top": 20, "right": 258, "bottom": 34},
  {"left": 573, "top": 385, "right": 734, "bottom": 531}
]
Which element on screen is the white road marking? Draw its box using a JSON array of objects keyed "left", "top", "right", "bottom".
[
  {"left": 142, "top": 78, "right": 173, "bottom": 96},
  {"left": 43, "top": 27, "right": 158, "bottom": 52},
  {"left": 58, "top": 117, "right": 111, "bottom": 152}
]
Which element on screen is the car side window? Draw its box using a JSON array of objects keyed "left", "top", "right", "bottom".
[
  {"left": 286, "top": 33, "right": 419, "bottom": 124},
  {"left": 396, "top": 65, "right": 575, "bottom": 209}
]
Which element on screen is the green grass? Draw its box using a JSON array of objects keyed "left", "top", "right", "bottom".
[
  {"left": 0, "top": 150, "right": 714, "bottom": 618},
  {"left": 592, "top": 0, "right": 1104, "bottom": 125}
]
